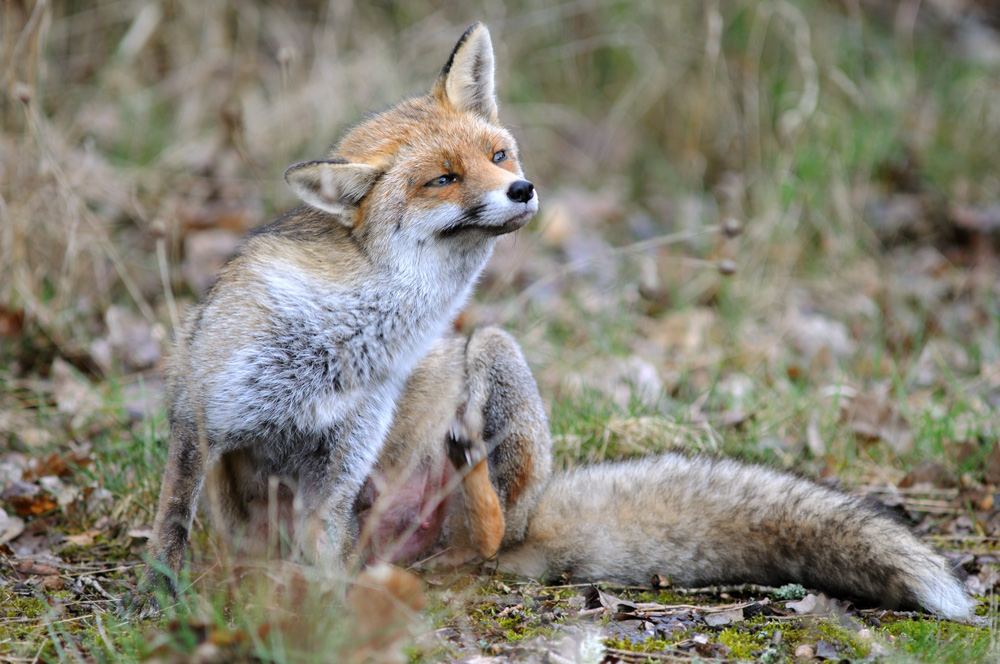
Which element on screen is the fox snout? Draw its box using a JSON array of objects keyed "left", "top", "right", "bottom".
[{"left": 507, "top": 180, "right": 534, "bottom": 204}]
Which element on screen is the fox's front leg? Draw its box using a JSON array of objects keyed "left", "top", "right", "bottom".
[{"left": 132, "top": 423, "right": 207, "bottom": 613}]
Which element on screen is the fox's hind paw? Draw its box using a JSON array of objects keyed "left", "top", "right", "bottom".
[{"left": 445, "top": 420, "right": 487, "bottom": 470}]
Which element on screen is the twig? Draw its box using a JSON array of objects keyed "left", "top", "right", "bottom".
[
  {"left": 80, "top": 576, "right": 116, "bottom": 601},
  {"left": 671, "top": 583, "right": 781, "bottom": 597},
  {"left": 503, "top": 226, "right": 721, "bottom": 318},
  {"left": 3, "top": 0, "right": 48, "bottom": 89}
]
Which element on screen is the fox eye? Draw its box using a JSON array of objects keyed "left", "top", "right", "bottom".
[
  {"left": 493, "top": 150, "right": 508, "bottom": 163},
  {"left": 425, "top": 174, "right": 456, "bottom": 187}
]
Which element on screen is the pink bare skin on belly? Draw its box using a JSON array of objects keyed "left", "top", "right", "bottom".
[{"left": 354, "top": 459, "right": 459, "bottom": 565}]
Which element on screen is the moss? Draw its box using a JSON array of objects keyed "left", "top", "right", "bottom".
[
  {"left": 814, "top": 619, "right": 871, "bottom": 660},
  {"left": 880, "top": 618, "right": 995, "bottom": 664},
  {"left": 770, "top": 584, "right": 807, "bottom": 600},
  {"left": 717, "top": 626, "right": 763, "bottom": 659},
  {"left": 604, "top": 635, "right": 672, "bottom": 654},
  {"left": 624, "top": 588, "right": 694, "bottom": 606}
]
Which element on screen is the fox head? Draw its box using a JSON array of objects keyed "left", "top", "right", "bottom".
[{"left": 284, "top": 23, "right": 537, "bottom": 255}]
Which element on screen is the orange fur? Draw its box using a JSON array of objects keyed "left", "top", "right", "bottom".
[{"left": 461, "top": 458, "right": 505, "bottom": 558}]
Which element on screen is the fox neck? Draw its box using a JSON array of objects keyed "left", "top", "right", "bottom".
[
  {"left": 262, "top": 230, "right": 496, "bottom": 397},
  {"left": 351, "top": 220, "right": 499, "bottom": 330}
]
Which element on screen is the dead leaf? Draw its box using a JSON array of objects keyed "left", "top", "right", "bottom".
[
  {"left": 51, "top": 358, "right": 103, "bottom": 429},
  {"left": 347, "top": 563, "right": 426, "bottom": 664},
  {"left": 0, "top": 454, "right": 27, "bottom": 486},
  {"left": 704, "top": 607, "right": 745, "bottom": 627},
  {"left": 2, "top": 481, "right": 58, "bottom": 517},
  {"left": 583, "top": 586, "right": 637, "bottom": 614},
  {"left": 41, "top": 576, "right": 66, "bottom": 591},
  {"left": 0, "top": 306, "right": 24, "bottom": 337},
  {"left": 182, "top": 229, "right": 243, "bottom": 295},
  {"left": 786, "top": 309, "right": 855, "bottom": 362},
  {"left": 128, "top": 525, "right": 154, "bottom": 540},
  {"left": 14, "top": 427, "right": 56, "bottom": 450},
  {"left": 0, "top": 509, "right": 25, "bottom": 544},
  {"left": 63, "top": 530, "right": 98, "bottom": 547},
  {"left": 786, "top": 593, "right": 821, "bottom": 615},
  {"left": 110, "top": 305, "right": 162, "bottom": 370},
  {"left": 83, "top": 486, "right": 114, "bottom": 513},
  {"left": 23, "top": 445, "right": 93, "bottom": 482},
  {"left": 984, "top": 442, "right": 1000, "bottom": 485},
  {"left": 815, "top": 640, "right": 840, "bottom": 660},
  {"left": 807, "top": 416, "right": 825, "bottom": 456},
  {"left": 965, "top": 565, "right": 1000, "bottom": 596},
  {"left": 794, "top": 644, "right": 815, "bottom": 659},
  {"left": 898, "top": 461, "right": 956, "bottom": 488},
  {"left": 37, "top": 476, "right": 80, "bottom": 507},
  {"left": 841, "top": 388, "right": 913, "bottom": 454},
  {"left": 14, "top": 560, "right": 60, "bottom": 576}
]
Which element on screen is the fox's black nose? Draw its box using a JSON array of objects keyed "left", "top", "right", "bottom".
[{"left": 507, "top": 180, "right": 534, "bottom": 204}]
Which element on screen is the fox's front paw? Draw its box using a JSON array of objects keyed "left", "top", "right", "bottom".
[
  {"left": 445, "top": 420, "right": 487, "bottom": 471},
  {"left": 121, "top": 587, "right": 162, "bottom": 620},
  {"left": 120, "top": 565, "right": 176, "bottom": 620}
]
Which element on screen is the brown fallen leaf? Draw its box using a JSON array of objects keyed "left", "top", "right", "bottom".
[
  {"left": 347, "top": 563, "right": 426, "bottom": 664},
  {"left": 14, "top": 560, "right": 60, "bottom": 576},
  {"left": 42, "top": 576, "right": 66, "bottom": 591},
  {"left": 984, "top": 442, "right": 1000, "bottom": 485},
  {"left": 2, "top": 481, "right": 59, "bottom": 517},
  {"left": 840, "top": 388, "right": 913, "bottom": 454},
  {"left": 898, "top": 460, "right": 957, "bottom": 488},
  {"left": 23, "top": 445, "right": 93, "bottom": 482},
  {"left": 63, "top": 530, "right": 99, "bottom": 547}
]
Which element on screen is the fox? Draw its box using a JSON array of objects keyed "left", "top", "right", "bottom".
[
  {"left": 355, "top": 327, "right": 978, "bottom": 622},
  {"left": 140, "top": 22, "right": 538, "bottom": 597}
]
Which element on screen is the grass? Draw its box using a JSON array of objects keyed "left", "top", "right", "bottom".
[{"left": 2, "top": 0, "right": 1000, "bottom": 662}]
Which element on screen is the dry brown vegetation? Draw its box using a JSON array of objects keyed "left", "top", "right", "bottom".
[{"left": 1, "top": 0, "right": 1000, "bottom": 662}]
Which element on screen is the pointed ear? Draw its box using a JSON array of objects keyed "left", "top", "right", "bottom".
[
  {"left": 432, "top": 22, "right": 498, "bottom": 123},
  {"left": 284, "top": 159, "right": 381, "bottom": 223}
]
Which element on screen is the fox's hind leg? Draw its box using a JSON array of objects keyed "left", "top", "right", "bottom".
[
  {"left": 456, "top": 327, "right": 552, "bottom": 548},
  {"left": 445, "top": 422, "right": 505, "bottom": 558}
]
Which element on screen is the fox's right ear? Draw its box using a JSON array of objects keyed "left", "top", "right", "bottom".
[{"left": 284, "top": 159, "right": 381, "bottom": 224}]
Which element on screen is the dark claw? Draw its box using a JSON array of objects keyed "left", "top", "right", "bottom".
[{"left": 446, "top": 426, "right": 474, "bottom": 470}]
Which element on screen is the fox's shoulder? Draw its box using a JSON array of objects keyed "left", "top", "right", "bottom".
[{"left": 209, "top": 205, "right": 371, "bottom": 289}]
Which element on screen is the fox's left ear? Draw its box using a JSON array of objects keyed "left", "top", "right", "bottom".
[
  {"left": 432, "top": 22, "right": 498, "bottom": 123},
  {"left": 284, "top": 159, "right": 381, "bottom": 224}
]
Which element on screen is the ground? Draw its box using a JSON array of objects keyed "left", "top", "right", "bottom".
[{"left": 1, "top": 1, "right": 999, "bottom": 662}]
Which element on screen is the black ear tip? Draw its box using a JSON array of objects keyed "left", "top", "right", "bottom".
[
  {"left": 463, "top": 22, "right": 486, "bottom": 37},
  {"left": 440, "top": 22, "right": 489, "bottom": 78}
]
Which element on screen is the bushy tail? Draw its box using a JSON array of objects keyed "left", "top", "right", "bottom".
[{"left": 497, "top": 454, "right": 975, "bottom": 620}]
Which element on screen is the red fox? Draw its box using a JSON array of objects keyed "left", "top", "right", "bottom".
[
  {"left": 141, "top": 22, "right": 537, "bottom": 599},
  {"left": 356, "top": 327, "right": 977, "bottom": 622},
  {"left": 138, "top": 22, "right": 975, "bottom": 624}
]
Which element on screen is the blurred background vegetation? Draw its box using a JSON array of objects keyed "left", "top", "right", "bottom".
[
  {"left": 1, "top": 0, "right": 999, "bottom": 659},
  {"left": 3, "top": 0, "right": 997, "bottom": 463}
]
